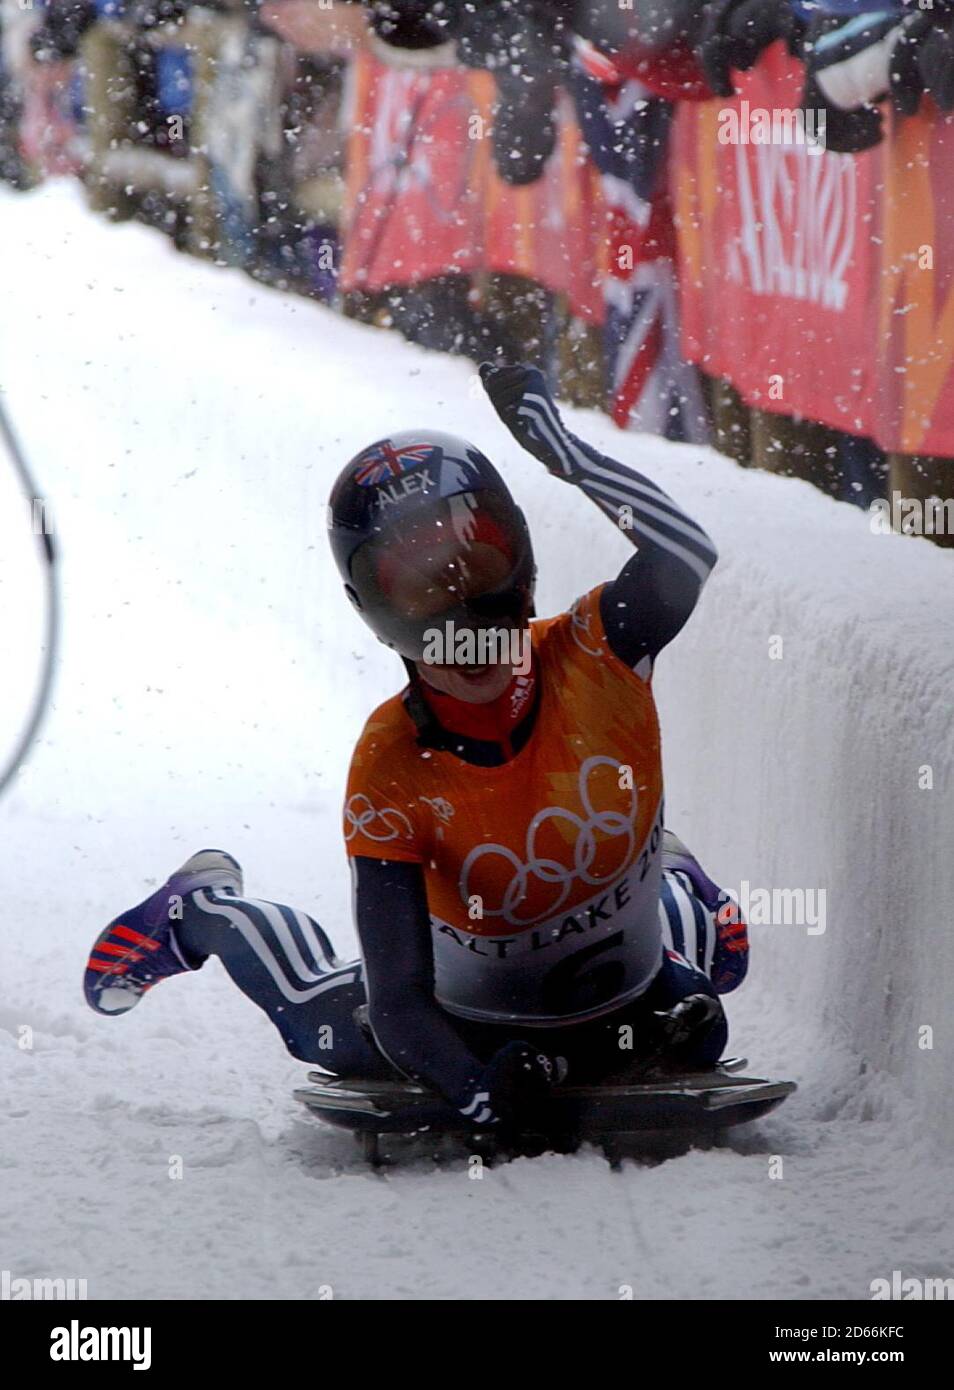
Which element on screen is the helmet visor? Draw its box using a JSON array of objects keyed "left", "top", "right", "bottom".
[{"left": 349, "top": 490, "right": 532, "bottom": 661}]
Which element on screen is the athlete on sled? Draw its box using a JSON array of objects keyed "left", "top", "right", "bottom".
[{"left": 84, "top": 364, "right": 748, "bottom": 1134}]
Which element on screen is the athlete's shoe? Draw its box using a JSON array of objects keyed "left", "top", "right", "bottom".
[
  {"left": 662, "top": 830, "right": 749, "bottom": 994},
  {"left": 84, "top": 850, "right": 242, "bottom": 1016}
]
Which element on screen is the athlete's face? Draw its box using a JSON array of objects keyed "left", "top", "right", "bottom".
[
  {"left": 415, "top": 658, "right": 516, "bottom": 704},
  {"left": 376, "top": 521, "right": 523, "bottom": 698},
  {"left": 380, "top": 537, "right": 513, "bottom": 620}
]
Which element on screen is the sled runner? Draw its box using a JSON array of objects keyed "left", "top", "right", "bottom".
[{"left": 294, "top": 1059, "right": 796, "bottom": 1166}]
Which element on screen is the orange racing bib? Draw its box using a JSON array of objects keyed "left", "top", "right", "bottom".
[{"left": 344, "top": 586, "right": 665, "bottom": 1024}]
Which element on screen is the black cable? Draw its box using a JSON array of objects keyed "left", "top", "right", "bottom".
[{"left": 0, "top": 396, "right": 59, "bottom": 800}]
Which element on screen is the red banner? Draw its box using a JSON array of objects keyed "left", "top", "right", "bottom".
[
  {"left": 341, "top": 51, "right": 605, "bottom": 324},
  {"left": 673, "top": 43, "right": 954, "bottom": 458}
]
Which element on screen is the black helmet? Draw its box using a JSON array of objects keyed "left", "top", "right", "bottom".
[{"left": 328, "top": 430, "right": 535, "bottom": 662}]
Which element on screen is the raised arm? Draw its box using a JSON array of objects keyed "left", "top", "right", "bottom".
[{"left": 480, "top": 362, "right": 718, "bottom": 667}]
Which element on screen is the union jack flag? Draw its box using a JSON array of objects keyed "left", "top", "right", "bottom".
[
  {"left": 571, "top": 40, "right": 707, "bottom": 443},
  {"left": 354, "top": 441, "right": 437, "bottom": 487}
]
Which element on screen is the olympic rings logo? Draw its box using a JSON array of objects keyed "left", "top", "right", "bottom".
[
  {"left": 459, "top": 756, "right": 639, "bottom": 926},
  {"left": 344, "top": 793, "right": 413, "bottom": 843}
]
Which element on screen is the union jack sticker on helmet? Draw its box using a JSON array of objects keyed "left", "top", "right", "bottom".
[{"left": 354, "top": 441, "right": 437, "bottom": 487}]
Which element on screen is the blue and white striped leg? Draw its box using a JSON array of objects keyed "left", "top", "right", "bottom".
[{"left": 176, "top": 889, "right": 393, "bottom": 1077}]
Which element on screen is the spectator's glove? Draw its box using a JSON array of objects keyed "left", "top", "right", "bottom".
[
  {"left": 366, "top": 0, "right": 460, "bottom": 50},
  {"left": 456, "top": 0, "right": 570, "bottom": 184},
  {"left": 890, "top": 12, "right": 933, "bottom": 115},
  {"left": 480, "top": 361, "right": 583, "bottom": 482},
  {"left": 696, "top": 0, "right": 797, "bottom": 98},
  {"left": 456, "top": 0, "right": 571, "bottom": 71},
  {"left": 890, "top": 9, "right": 954, "bottom": 116},
  {"left": 490, "top": 69, "right": 559, "bottom": 186},
  {"left": 456, "top": 1041, "right": 559, "bottom": 1129},
  {"left": 806, "top": 9, "right": 905, "bottom": 111},
  {"left": 800, "top": 66, "right": 885, "bottom": 151},
  {"left": 795, "top": 14, "right": 889, "bottom": 153},
  {"left": 918, "top": 18, "right": 954, "bottom": 110}
]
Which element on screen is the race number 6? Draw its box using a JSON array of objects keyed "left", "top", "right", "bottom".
[{"left": 540, "top": 932, "right": 626, "bottom": 1014}]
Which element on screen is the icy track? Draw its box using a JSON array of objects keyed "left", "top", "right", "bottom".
[{"left": 1, "top": 182, "right": 953, "bottom": 1302}]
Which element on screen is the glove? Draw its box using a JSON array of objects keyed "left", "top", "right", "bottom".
[
  {"left": 891, "top": 10, "right": 954, "bottom": 116},
  {"left": 627, "top": 993, "right": 726, "bottom": 1075},
  {"left": 456, "top": 0, "right": 571, "bottom": 72},
  {"left": 366, "top": 0, "right": 460, "bottom": 50},
  {"left": 696, "top": 0, "right": 797, "bottom": 99},
  {"left": 456, "top": 1041, "right": 558, "bottom": 1130},
  {"left": 800, "top": 67, "right": 884, "bottom": 153},
  {"left": 490, "top": 70, "right": 558, "bottom": 186},
  {"left": 655, "top": 994, "right": 724, "bottom": 1049},
  {"left": 456, "top": 0, "right": 569, "bottom": 184},
  {"left": 917, "top": 17, "right": 954, "bottom": 111},
  {"left": 479, "top": 362, "right": 581, "bottom": 481},
  {"left": 807, "top": 11, "right": 905, "bottom": 112},
  {"left": 890, "top": 12, "right": 933, "bottom": 115}
]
